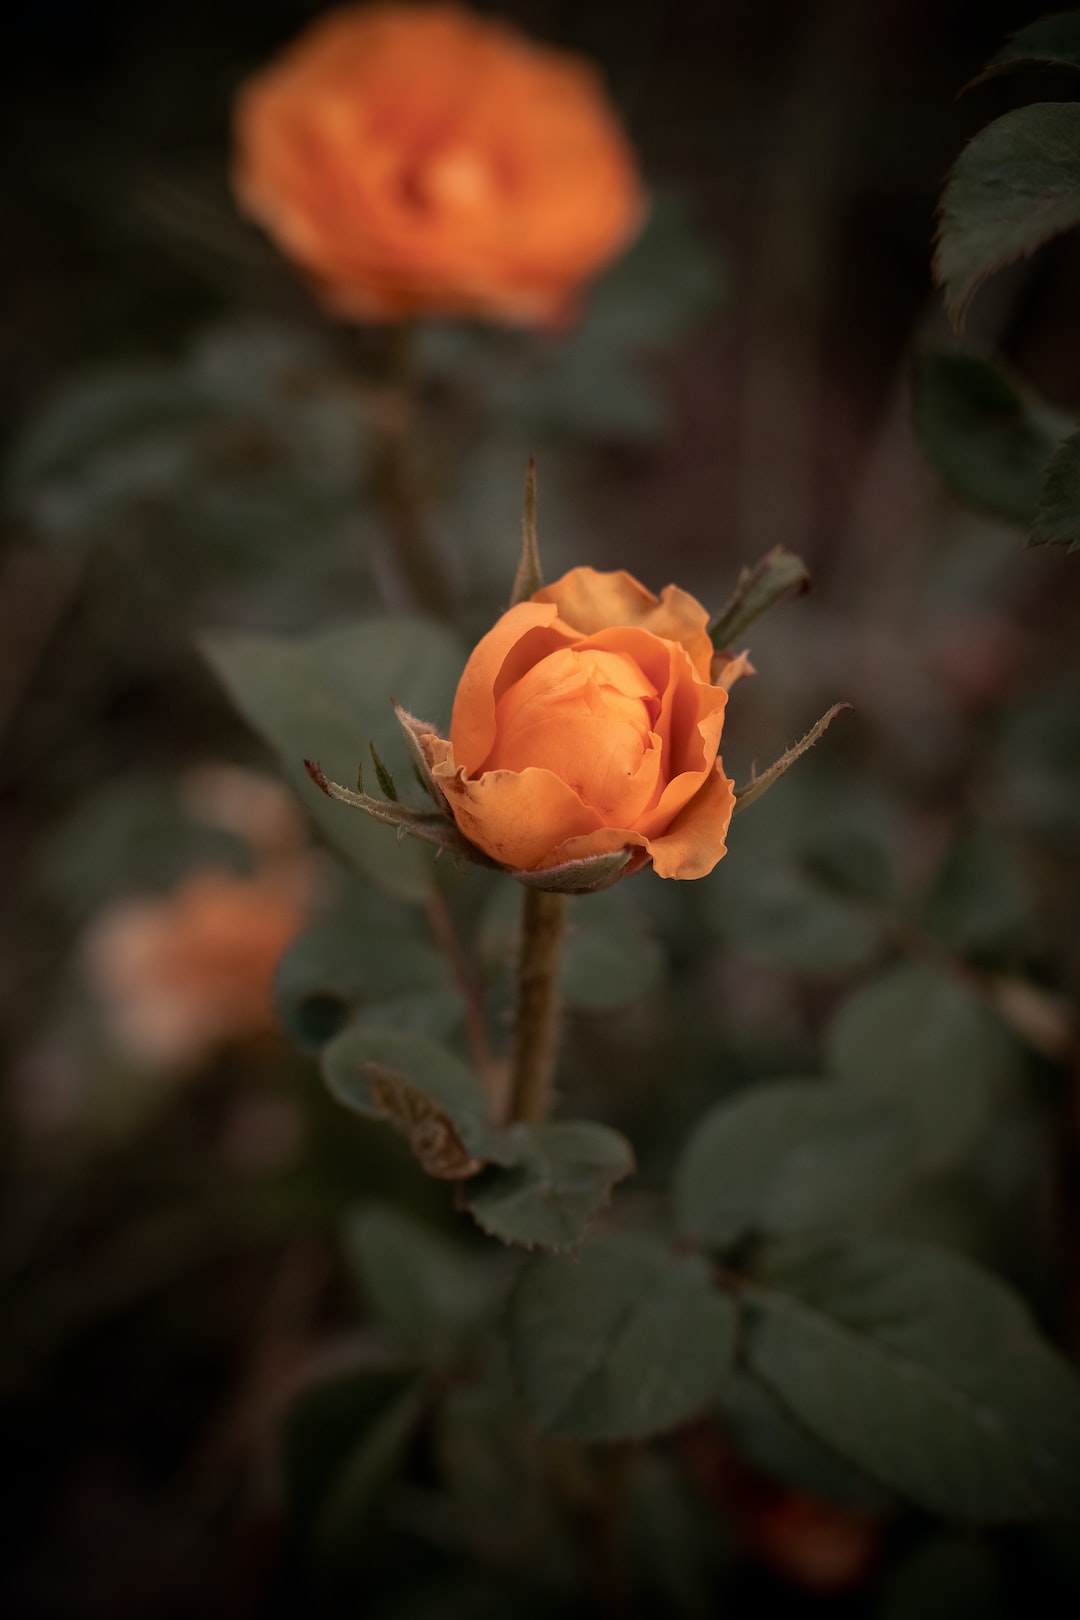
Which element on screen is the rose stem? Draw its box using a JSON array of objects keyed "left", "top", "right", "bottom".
[
  {"left": 368, "top": 322, "right": 454, "bottom": 619},
  {"left": 509, "top": 888, "right": 568, "bottom": 1124}
]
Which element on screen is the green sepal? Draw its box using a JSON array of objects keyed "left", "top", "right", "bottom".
[
  {"left": 368, "top": 742, "right": 399, "bottom": 801},
  {"left": 392, "top": 703, "right": 453, "bottom": 811},
  {"left": 505, "top": 847, "right": 639, "bottom": 894},
  {"left": 509, "top": 455, "right": 543, "bottom": 607},
  {"left": 310, "top": 746, "right": 642, "bottom": 890},
  {"left": 734, "top": 703, "right": 851, "bottom": 815},
  {"left": 304, "top": 758, "right": 490, "bottom": 864},
  {"left": 709, "top": 546, "right": 810, "bottom": 649}
]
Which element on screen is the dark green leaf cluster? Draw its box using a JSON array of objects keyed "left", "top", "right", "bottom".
[
  {"left": 926, "top": 14, "right": 1080, "bottom": 550},
  {"left": 322, "top": 1025, "right": 634, "bottom": 1247},
  {"left": 196, "top": 487, "right": 1080, "bottom": 1546},
  {"left": 506, "top": 1060, "right": 1080, "bottom": 1516}
]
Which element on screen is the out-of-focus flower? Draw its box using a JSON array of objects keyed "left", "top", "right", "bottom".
[
  {"left": 416, "top": 566, "right": 750, "bottom": 880},
  {"left": 81, "top": 768, "right": 323, "bottom": 1072},
  {"left": 232, "top": 3, "right": 645, "bottom": 324},
  {"left": 681, "top": 1422, "right": 883, "bottom": 1595},
  {"left": 738, "top": 1491, "right": 882, "bottom": 1594},
  {"left": 83, "top": 870, "right": 310, "bottom": 1070},
  {"left": 180, "top": 763, "right": 310, "bottom": 863}
]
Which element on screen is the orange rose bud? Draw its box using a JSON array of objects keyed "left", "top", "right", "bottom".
[
  {"left": 232, "top": 3, "right": 646, "bottom": 325},
  {"left": 418, "top": 567, "right": 750, "bottom": 881}
]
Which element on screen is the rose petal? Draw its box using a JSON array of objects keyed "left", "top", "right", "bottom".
[
  {"left": 426, "top": 735, "right": 603, "bottom": 870},
  {"left": 631, "top": 687, "right": 727, "bottom": 840},
  {"left": 535, "top": 754, "right": 735, "bottom": 882},
  {"left": 551, "top": 622, "right": 726, "bottom": 806},
  {"left": 644, "top": 761, "right": 736, "bottom": 879},
  {"left": 449, "top": 601, "right": 574, "bottom": 773},
  {"left": 713, "top": 648, "right": 755, "bottom": 690},
  {"left": 533, "top": 567, "right": 714, "bottom": 677}
]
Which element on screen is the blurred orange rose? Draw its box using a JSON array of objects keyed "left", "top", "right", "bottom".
[
  {"left": 84, "top": 870, "right": 309, "bottom": 1070},
  {"left": 232, "top": 3, "right": 645, "bottom": 323},
  {"left": 418, "top": 567, "right": 749, "bottom": 880}
]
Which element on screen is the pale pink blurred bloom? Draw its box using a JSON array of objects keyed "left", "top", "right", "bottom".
[
  {"left": 179, "top": 764, "right": 308, "bottom": 861},
  {"left": 83, "top": 869, "right": 311, "bottom": 1070},
  {"left": 82, "top": 769, "right": 324, "bottom": 1072}
]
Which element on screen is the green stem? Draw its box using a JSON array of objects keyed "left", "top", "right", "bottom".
[
  {"left": 368, "top": 324, "right": 454, "bottom": 619},
  {"left": 509, "top": 888, "right": 568, "bottom": 1124}
]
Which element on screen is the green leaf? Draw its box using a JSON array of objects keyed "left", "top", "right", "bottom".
[
  {"left": 6, "top": 326, "right": 363, "bottom": 565},
  {"left": 977, "top": 13, "right": 1080, "bottom": 82},
  {"left": 801, "top": 817, "right": 895, "bottom": 905},
  {"left": 325, "top": 1033, "right": 634, "bottom": 1241},
  {"left": 343, "top": 1205, "right": 498, "bottom": 1357},
  {"left": 321, "top": 1026, "right": 505, "bottom": 1175},
  {"left": 911, "top": 351, "right": 1062, "bottom": 524},
  {"left": 7, "top": 367, "right": 205, "bottom": 490},
  {"left": 202, "top": 617, "right": 466, "bottom": 901},
  {"left": 618, "top": 1453, "right": 732, "bottom": 1617},
  {"left": 435, "top": 1383, "right": 567, "bottom": 1570},
  {"left": 314, "top": 1380, "right": 427, "bottom": 1568},
  {"left": 39, "top": 775, "right": 250, "bottom": 918},
  {"left": 464, "top": 1121, "right": 635, "bottom": 1250},
  {"left": 508, "top": 1232, "right": 737, "bottom": 1441},
  {"left": 560, "top": 889, "right": 665, "bottom": 1008},
  {"left": 825, "top": 962, "right": 1021, "bottom": 1167},
  {"left": 274, "top": 913, "right": 455, "bottom": 1052},
  {"left": 745, "top": 1236, "right": 1080, "bottom": 1522},
  {"left": 923, "top": 826, "right": 1033, "bottom": 955},
  {"left": 1032, "top": 428, "right": 1080, "bottom": 550},
  {"left": 709, "top": 547, "right": 810, "bottom": 649},
  {"left": 282, "top": 1361, "right": 417, "bottom": 1545},
  {"left": 936, "top": 103, "right": 1080, "bottom": 326},
  {"left": 717, "top": 1371, "right": 888, "bottom": 1507},
  {"left": 349, "top": 989, "right": 465, "bottom": 1042},
  {"left": 717, "top": 863, "right": 881, "bottom": 976},
  {"left": 5, "top": 365, "right": 212, "bottom": 540},
  {"left": 674, "top": 1081, "right": 918, "bottom": 1249}
]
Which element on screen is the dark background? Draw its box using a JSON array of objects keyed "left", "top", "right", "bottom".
[{"left": 2, "top": 3, "right": 1079, "bottom": 1616}]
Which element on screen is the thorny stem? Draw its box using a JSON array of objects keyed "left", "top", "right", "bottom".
[
  {"left": 424, "top": 888, "right": 502, "bottom": 1113},
  {"left": 509, "top": 888, "right": 568, "bottom": 1124},
  {"left": 367, "top": 323, "right": 454, "bottom": 619}
]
